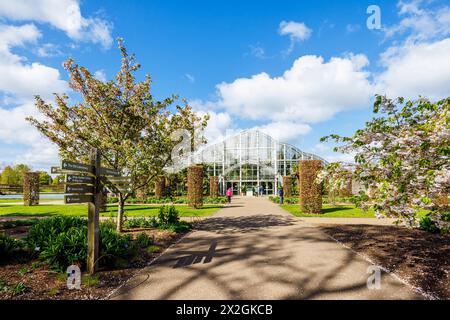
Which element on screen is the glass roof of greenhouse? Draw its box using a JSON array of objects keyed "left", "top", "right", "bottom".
[{"left": 167, "top": 129, "right": 327, "bottom": 173}]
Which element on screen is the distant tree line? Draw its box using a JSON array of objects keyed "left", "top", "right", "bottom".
[{"left": 0, "top": 164, "right": 54, "bottom": 185}]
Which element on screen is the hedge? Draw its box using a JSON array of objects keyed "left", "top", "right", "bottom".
[
  {"left": 298, "top": 160, "right": 322, "bottom": 214},
  {"left": 23, "top": 172, "right": 39, "bottom": 206},
  {"left": 282, "top": 176, "right": 293, "bottom": 197},
  {"left": 187, "top": 165, "right": 204, "bottom": 208},
  {"left": 209, "top": 176, "right": 219, "bottom": 197},
  {"left": 339, "top": 172, "right": 353, "bottom": 197}
]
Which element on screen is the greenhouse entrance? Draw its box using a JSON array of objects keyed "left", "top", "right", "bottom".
[{"left": 166, "top": 129, "right": 326, "bottom": 196}]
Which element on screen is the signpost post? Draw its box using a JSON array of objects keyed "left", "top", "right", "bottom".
[{"left": 54, "top": 149, "right": 128, "bottom": 274}]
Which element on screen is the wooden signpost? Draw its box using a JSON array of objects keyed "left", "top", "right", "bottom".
[{"left": 53, "top": 148, "right": 128, "bottom": 274}]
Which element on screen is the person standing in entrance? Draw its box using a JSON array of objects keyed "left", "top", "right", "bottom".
[
  {"left": 278, "top": 187, "right": 284, "bottom": 204},
  {"left": 226, "top": 187, "right": 233, "bottom": 204}
]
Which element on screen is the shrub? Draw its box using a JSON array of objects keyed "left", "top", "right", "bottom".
[
  {"left": 124, "top": 216, "right": 158, "bottom": 229},
  {"left": 10, "top": 282, "right": 28, "bottom": 296},
  {"left": 1, "top": 219, "right": 38, "bottom": 229},
  {"left": 158, "top": 205, "right": 179, "bottom": 225},
  {"left": 419, "top": 212, "right": 450, "bottom": 235},
  {"left": 209, "top": 176, "right": 219, "bottom": 197},
  {"left": 38, "top": 226, "right": 88, "bottom": 271},
  {"left": 299, "top": 160, "right": 323, "bottom": 214},
  {"left": 161, "top": 221, "right": 192, "bottom": 233},
  {"left": 282, "top": 176, "right": 293, "bottom": 197},
  {"left": 136, "top": 233, "right": 154, "bottom": 248},
  {"left": 25, "top": 216, "right": 86, "bottom": 251},
  {"left": 187, "top": 165, "right": 203, "bottom": 208},
  {"left": 98, "top": 225, "right": 132, "bottom": 267},
  {"left": 204, "top": 197, "right": 227, "bottom": 204},
  {"left": 269, "top": 196, "right": 298, "bottom": 204},
  {"left": 0, "top": 233, "right": 23, "bottom": 259},
  {"left": 25, "top": 217, "right": 132, "bottom": 271}
]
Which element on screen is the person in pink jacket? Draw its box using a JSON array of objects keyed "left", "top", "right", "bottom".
[{"left": 226, "top": 188, "right": 233, "bottom": 203}]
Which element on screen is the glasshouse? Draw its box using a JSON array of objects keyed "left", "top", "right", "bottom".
[{"left": 169, "top": 129, "right": 327, "bottom": 195}]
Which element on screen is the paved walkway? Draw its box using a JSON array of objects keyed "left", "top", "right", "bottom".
[{"left": 111, "top": 197, "right": 423, "bottom": 300}]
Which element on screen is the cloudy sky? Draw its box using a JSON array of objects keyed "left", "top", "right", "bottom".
[{"left": 1, "top": 0, "right": 450, "bottom": 171}]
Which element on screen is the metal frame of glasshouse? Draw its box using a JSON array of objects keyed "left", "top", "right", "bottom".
[{"left": 168, "top": 129, "right": 327, "bottom": 195}]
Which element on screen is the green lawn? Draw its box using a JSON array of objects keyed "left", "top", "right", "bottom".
[
  {"left": 0, "top": 198, "right": 61, "bottom": 203},
  {"left": 0, "top": 204, "right": 222, "bottom": 217},
  {"left": 281, "top": 204, "right": 377, "bottom": 218},
  {"left": 281, "top": 204, "right": 429, "bottom": 218}
]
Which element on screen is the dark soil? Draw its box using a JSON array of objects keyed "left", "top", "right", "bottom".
[
  {"left": 0, "top": 227, "right": 188, "bottom": 300},
  {"left": 318, "top": 224, "right": 450, "bottom": 299}
]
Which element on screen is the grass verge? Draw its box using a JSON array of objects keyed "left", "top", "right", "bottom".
[{"left": 0, "top": 204, "right": 222, "bottom": 218}]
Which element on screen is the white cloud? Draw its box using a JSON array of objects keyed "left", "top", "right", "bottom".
[
  {"left": 211, "top": 54, "right": 373, "bottom": 124},
  {"left": 195, "top": 111, "right": 235, "bottom": 145},
  {"left": 0, "top": 101, "right": 59, "bottom": 170},
  {"left": 0, "top": 0, "right": 113, "bottom": 48},
  {"left": 279, "top": 21, "right": 312, "bottom": 41},
  {"left": 0, "top": 24, "right": 67, "bottom": 101},
  {"left": 36, "top": 43, "right": 63, "bottom": 57},
  {"left": 253, "top": 121, "right": 311, "bottom": 143},
  {"left": 185, "top": 73, "right": 195, "bottom": 83},
  {"left": 94, "top": 70, "right": 107, "bottom": 82},
  {"left": 384, "top": 0, "right": 450, "bottom": 42},
  {"left": 279, "top": 21, "right": 312, "bottom": 55},
  {"left": 376, "top": 38, "right": 450, "bottom": 99},
  {"left": 248, "top": 44, "right": 267, "bottom": 59}
]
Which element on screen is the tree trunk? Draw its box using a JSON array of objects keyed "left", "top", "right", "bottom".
[{"left": 116, "top": 195, "right": 125, "bottom": 232}]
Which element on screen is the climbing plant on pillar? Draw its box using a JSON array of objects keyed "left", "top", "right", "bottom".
[
  {"left": 282, "top": 176, "right": 293, "bottom": 197},
  {"left": 188, "top": 165, "right": 204, "bottom": 208},
  {"left": 209, "top": 176, "right": 219, "bottom": 197},
  {"left": 299, "top": 160, "right": 323, "bottom": 214},
  {"left": 23, "top": 172, "right": 40, "bottom": 206}
]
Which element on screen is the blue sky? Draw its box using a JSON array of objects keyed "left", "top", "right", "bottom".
[{"left": 1, "top": 0, "right": 450, "bottom": 170}]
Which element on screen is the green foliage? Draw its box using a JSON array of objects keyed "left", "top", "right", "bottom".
[
  {"left": 0, "top": 279, "right": 6, "bottom": 293},
  {"left": 25, "top": 216, "right": 132, "bottom": 271},
  {"left": 0, "top": 233, "right": 23, "bottom": 259},
  {"left": 10, "top": 282, "right": 28, "bottom": 296},
  {"left": 98, "top": 224, "right": 132, "bottom": 267},
  {"left": 349, "top": 191, "right": 370, "bottom": 209},
  {"left": 25, "top": 216, "right": 86, "bottom": 251},
  {"left": 147, "top": 245, "right": 160, "bottom": 253},
  {"left": 269, "top": 196, "right": 299, "bottom": 204},
  {"left": 38, "top": 226, "right": 88, "bottom": 271},
  {"left": 0, "top": 164, "right": 31, "bottom": 185},
  {"left": 19, "top": 266, "right": 30, "bottom": 276},
  {"left": 136, "top": 233, "right": 154, "bottom": 248},
  {"left": 161, "top": 221, "right": 192, "bottom": 233},
  {"left": 124, "top": 216, "right": 158, "bottom": 229},
  {"left": 82, "top": 275, "right": 100, "bottom": 287},
  {"left": 1, "top": 219, "right": 38, "bottom": 229},
  {"left": 158, "top": 205, "right": 180, "bottom": 225},
  {"left": 39, "top": 171, "right": 52, "bottom": 185},
  {"left": 124, "top": 206, "right": 192, "bottom": 233},
  {"left": 121, "top": 196, "right": 227, "bottom": 205},
  {"left": 419, "top": 212, "right": 450, "bottom": 235}
]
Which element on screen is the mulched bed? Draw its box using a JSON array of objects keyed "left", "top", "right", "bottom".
[
  {"left": 0, "top": 227, "right": 188, "bottom": 300},
  {"left": 318, "top": 224, "right": 450, "bottom": 300}
]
